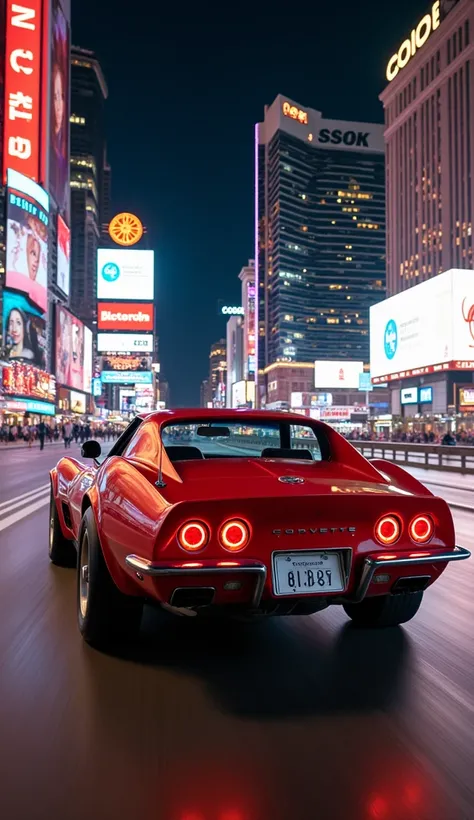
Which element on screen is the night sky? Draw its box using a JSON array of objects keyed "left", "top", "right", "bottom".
[{"left": 73, "top": 0, "right": 428, "bottom": 406}]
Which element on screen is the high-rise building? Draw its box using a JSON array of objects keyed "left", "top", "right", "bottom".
[
  {"left": 226, "top": 316, "right": 244, "bottom": 407},
  {"left": 70, "top": 46, "right": 108, "bottom": 325},
  {"left": 200, "top": 378, "right": 212, "bottom": 408},
  {"left": 255, "top": 95, "right": 385, "bottom": 384},
  {"left": 209, "top": 339, "right": 227, "bottom": 407},
  {"left": 380, "top": 0, "right": 470, "bottom": 296},
  {"left": 238, "top": 259, "right": 256, "bottom": 381}
]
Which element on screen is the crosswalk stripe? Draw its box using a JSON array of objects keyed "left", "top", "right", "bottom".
[
  {"left": 0, "top": 486, "right": 50, "bottom": 518},
  {"left": 0, "top": 483, "right": 50, "bottom": 511},
  {"left": 0, "top": 496, "right": 50, "bottom": 533}
]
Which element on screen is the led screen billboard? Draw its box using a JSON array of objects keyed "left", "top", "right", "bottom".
[
  {"left": 120, "top": 389, "right": 136, "bottom": 413},
  {"left": 135, "top": 385, "right": 154, "bottom": 411},
  {"left": 2, "top": 289, "right": 46, "bottom": 369},
  {"left": 3, "top": 0, "right": 43, "bottom": 182},
  {"left": 70, "top": 390, "right": 86, "bottom": 414},
  {"left": 49, "top": 0, "right": 70, "bottom": 218},
  {"left": 97, "top": 249, "right": 154, "bottom": 301},
  {"left": 55, "top": 305, "right": 92, "bottom": 392},
  {"left": 57, "top": 215, "right": 70, "bottom": 295},
  {"left": 97, "top": 333, "right": 154, "bottom": 353},
  {"left": 100, "top": 354, "right": 152, "bottom": 372},
  {"left": 314, "top": 360, "right": 364, "bottom": 389},
  {"left": 370, "top": 269, "right": 474, "bottom": 382},
  {"left": 2, "top": 361, "right": 56, "bottom": 403},
  {"left": 100, "top": 371, "right": 153, "bottom": 384},
  {"left": 6, "top": 169, "right": 49, "bottom": 312},
  {"left": 97, "top": 302, "right": 154, "bottom": 331}
]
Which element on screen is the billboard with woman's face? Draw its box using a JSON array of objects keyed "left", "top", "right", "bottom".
[
  {"left": 2, "top": 289, "right": 47, "bottom": 370},
  {"left": 55, "top": 305, "right": 85, "bottom": 391},
  {"left": 49, "top": 0, "right": 70, "bottom": 218},
  {"left": 6, "top": 170, "right": 49, "bottom": 312}
]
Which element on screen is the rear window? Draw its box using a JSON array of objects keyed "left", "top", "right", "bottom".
[{"left": 162, "top": 420, "right": 327, "bottom": 462}]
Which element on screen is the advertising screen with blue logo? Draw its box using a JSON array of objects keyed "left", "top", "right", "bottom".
[
  {"left": 100, "top": 370, "right": 153, "bottom": 385},
  {"left": 97, "top": 248, "right": 154, "bottom": 301},
  {"left": 384, "top": 320, "right": 397, "bottom": 359}
]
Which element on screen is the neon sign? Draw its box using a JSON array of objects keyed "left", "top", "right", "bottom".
[
  {"left": 386, "top": 2, "right": 440, "bottom": 82},
  {"left": 282, "top": 102, "right": 308, "bottom": 125},
  {"left": 3, "top": 0, "right": 43, "bottom": 182}
]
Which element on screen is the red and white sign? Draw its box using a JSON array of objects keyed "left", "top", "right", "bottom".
[
  {"left": 3, "top": 0, "right": 43, "bottom": 183},
  {"left": 97, "top": 303, "right": 154, "bottom": 331},
  {"left": 57, "top": 215, "right": 70, "bottom": 296}
]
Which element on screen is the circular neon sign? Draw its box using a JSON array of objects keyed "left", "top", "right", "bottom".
[{"left": 108, "top": 212, "right": 143, "bottom": 247}]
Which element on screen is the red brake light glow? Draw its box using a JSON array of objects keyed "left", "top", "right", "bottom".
[
  {"left": 220, "top": 520, "right": 250, "bottom": 552},
  {"left": 375, "top": 515, "right": 401, "bottom": 546},
  {"left": 409, "top": 515, "right": 434, "bottom": 544},
  {"left": 177, "top": 522, "right": 209, "bottom": 552}
]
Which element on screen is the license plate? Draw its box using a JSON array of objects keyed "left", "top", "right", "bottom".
[{"left": 272, "top": 551, "right": 344, "bottom": 596}]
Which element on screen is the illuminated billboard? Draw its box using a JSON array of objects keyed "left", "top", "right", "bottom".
[
  {"left": 100, "top": 354, "right": 152, "bottom": 372},
  {"left": 370, "top": 269, "right": 474, "bottom": 383},
  {"left": 57, "top": 215, "right": 70, "bottom": 295},
  {"left": 109, "top": 213, "right": 143, "bottom": 246},
  {"left": 97, "top": 333, "right": 154, "bottom": 353},
  {"left": 97, "top": 302, "right": 154, "bottom": 331},
  {"left": 70, "top": 390, "right": 86, "bottom": 414},
  {"left": 2, "top": 361, "right": 56, "bottom": 403},
  {"left": 120, "top": 389, "right": 136, "bottom": 413},
  {"left": 55, "top": 305, "right": 92, "bottom": 392},
  {"left": 135, "top": 385, "right": 154, "bottom": 411},
  {"left": 231, "top": 380, "right": 256, "bottom": 408},
  {"left": 2, "top": 289, "right": 46, "bottom": 369},
  {"left": 6, "top": 169, "right": 49, "bottom": 312},
  {"left": 49, "top": 0, "right": 70, "bottom": 217},
  {"left": 3, "top": 0, "right": 43, "bottom": 182},
  {"left": 97, "top": 249, "right": 154, "bottom": 301},
  {"left": 314, "top": 360, "right": 364, "bottom": 389},
  {"left": 100, "top": 371, "right": 153, "bottom": 385}
]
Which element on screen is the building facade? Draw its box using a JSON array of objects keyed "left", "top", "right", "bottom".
[
  {"left": 70, "top": 46, "right": 108, "bottom": 326},
  {"left": 209, "top": 339, "right": 226, "bottom": 407},
  {"left": 380, "top": 0, "right": 470, "bottom": 296},
  {"left": 226, "top": 315, "right": 244, "bottom": 407},
  {"left": 255, "top": 95, "right": 386, "bottom": 390}
]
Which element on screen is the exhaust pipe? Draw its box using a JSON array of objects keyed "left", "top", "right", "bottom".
[{"left": 392, "top": 575, "right": 431, "bottom": 594}]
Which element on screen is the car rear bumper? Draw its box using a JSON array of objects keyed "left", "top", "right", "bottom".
[{"left": 125, "top": 546, "right": 470, "bottom": 609}]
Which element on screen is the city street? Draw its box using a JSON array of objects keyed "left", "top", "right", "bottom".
[{"left": 0, "top": 446, "right": 473, "bottom": 819}]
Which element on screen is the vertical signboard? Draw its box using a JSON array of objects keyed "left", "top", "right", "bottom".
[
  {"left": 245, "top": 282, "right": 256, "bottom": 377},
  {"left": 49, "top": 0, "right": 69, "bottom": 217},
  {"left": 3, "top": 0, "right": 43, "bottom": 182}
]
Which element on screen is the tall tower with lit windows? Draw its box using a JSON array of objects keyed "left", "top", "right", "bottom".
[
  {"left": 69, "top": 46, "right": 108, "bottom": 326},
  {"left": 255, "top": 95, "right": 386, "bottom": 373}
]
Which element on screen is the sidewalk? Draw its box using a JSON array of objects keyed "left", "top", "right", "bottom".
[{"left": 0, "top": 439, "right": 82, "bottom": 452}]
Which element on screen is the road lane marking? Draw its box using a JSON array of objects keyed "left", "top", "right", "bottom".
[
  {"left": 0, "top": 486, "right": 50, "bottom": 518},
  {"left": 0, "top": 482, "right": 50, "bottom": 511},
  {"left": 0, "top": 496, "right": 50, "bottom": 533}
]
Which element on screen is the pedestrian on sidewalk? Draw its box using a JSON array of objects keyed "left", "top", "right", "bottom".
[
  {"left": 63, "top": 420, "right": 73, "bottom": 448},
  {"left": 37, "top": 419, "right": 46, "bottom": 451}
]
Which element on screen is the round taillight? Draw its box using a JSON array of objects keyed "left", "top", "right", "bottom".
[
  {"left": 220, "top": 520, "right": 250, "bottom": 552},
  {"left": 177, "top": 521, "right": 209, "bottom": 552},
  {"left": 375, "top": 515, "right": 401, "bottom": 546},
  {"left": 409, "top": 515, "right": 434, "bottom": 544}
]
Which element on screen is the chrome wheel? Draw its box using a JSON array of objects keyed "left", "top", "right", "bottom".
[{"left": 79, "top": 531, "right": 90, "bottom": 618}]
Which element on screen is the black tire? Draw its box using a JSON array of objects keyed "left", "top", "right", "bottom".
[
  {"left": 77, "top": 508, "right": 143, "bottom": 648},
  {"left": 49, "top": 487, "right": 76, "bottom": 567},
  {"left": 343, "top": 592, "right": 423, "bottom": 628}
]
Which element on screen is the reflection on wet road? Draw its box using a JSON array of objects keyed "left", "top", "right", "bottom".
[{"left": 0, "top": 444, "right": 473, "bottom": 819}]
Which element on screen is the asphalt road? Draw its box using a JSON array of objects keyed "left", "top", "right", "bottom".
[{"left": 0, "top": 445, "right": 473, "bottom": 819}]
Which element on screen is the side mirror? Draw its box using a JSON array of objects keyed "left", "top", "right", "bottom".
[{"left": 81, "top": 439, "right": 101, "bottom": 459}]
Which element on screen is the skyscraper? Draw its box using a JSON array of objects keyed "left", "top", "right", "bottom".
[
  {"left": 69, "top": 46, "right": 108, "bottom": 325},
  {"left": 209, "top": 339, "right": 227, "bottom": 407},
  {"left": 380, "top": 0, "right": 470, "bottom": 296},
  {"left": 255, "top": 95, "right": 385, "bottom": 384}
]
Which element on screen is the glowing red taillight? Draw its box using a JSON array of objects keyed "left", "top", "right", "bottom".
[
  {"left": 409, "top": 515, "right": 434, "bottom": 544},
  {"left": 177, "top": 522, "right": 209, "bottom": 552},
  {"left": 219, "top": 520, "right": 250, "bottom": 552},
  {"left": 375, "top": 515, "right": 401, "bottom": 546}
]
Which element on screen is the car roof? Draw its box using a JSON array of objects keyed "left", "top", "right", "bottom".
[{"left": 139, "top": 408, "right": 323, "bottom": 427}]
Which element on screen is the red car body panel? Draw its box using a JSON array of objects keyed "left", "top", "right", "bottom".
[{"left": 50, "top": 409, "right": 466, "bottom": 610}]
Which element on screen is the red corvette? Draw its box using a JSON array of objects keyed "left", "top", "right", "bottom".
[{"left": 49, "top": 409, "right": 470, "bottom": 647}]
